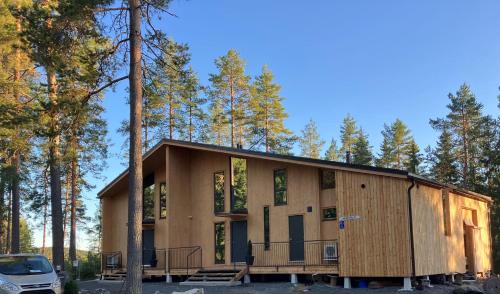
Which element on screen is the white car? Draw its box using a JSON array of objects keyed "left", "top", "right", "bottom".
[{"left": 0, "top": 254, "right": 62, "bottom": 294}]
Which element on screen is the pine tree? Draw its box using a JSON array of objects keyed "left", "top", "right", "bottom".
[
  {"left": 208, "top": 97, "right": 230, "bottom": 146},
  {"left": 376, "top": 119, "right": 413, "bottom": 169},
  {"left": 208, "top": 49, "right": 251, "bottom": 147},
  {"left": 324, "top": 138, "right": 339, "bottom": 161},
  {"left": 430, "top": 83, "right": 484, "bottom": 189},
  {"left": 154, "top": 38, "right": 191, "bottom": 140},
  {"left": 352, "top": 129, "right": 373, "bottom": 165},
  {"left": 426, "top": 127, "right": 459, "bottom": 184},
  {"left": 180, "top": 66, "right": 206, "bottom": 142},
  {"left": 248, "top": 65, "right": 292, "bottom": 152},
  {"left": 376, "top": 124, "right": 396, "bottom": 168},
  {"left": 405, "top": 138, "right": 422, "bottom": 173},
  {"left": 339, "top": 114, "right": 358, "bottom": 161},
  {"left": 299, "top": 119, "right": 325, "bottom": 159}
]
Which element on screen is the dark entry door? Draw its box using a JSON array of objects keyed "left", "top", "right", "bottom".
[
  {"left": 289, "top": 215, "right": 304, "bottom": 261},
  {"left": 231, "top": 221, "right": 248, "bottom": 263},
  {"left": 142, "top": 229, "right": 155, "bottom": 266}
]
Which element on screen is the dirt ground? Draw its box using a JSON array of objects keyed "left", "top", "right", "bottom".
[{"left": 78, "top": 280, "right": 460, "bottom": 294}]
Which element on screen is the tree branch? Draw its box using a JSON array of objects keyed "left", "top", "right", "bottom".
[
  {"left": 94, "top": 7, "right": 129, "bottom": 13},
  {"left": 83, "top": 75, "right": 129, "bottom": 105}
]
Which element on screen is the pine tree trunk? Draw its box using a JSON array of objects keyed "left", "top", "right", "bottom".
[
  {"left": 0, "top": 175, "right": 4, "bottom": 253},
  {"left": 11, "top": 153, "right": 20, "bottom": 253},
  {"left": 11, "top": 15, "right": 22, "bottom": 254},
  {"left": 69, "top": 156, "right": 77, "bottom": 263},
  {"left": 48, "top": 70, "right": 65, "bottom": 270},
  {"left": 230, "top": 78, "right": 235, "bottom": 147},
  {"left": 127, "top": 0, "right": 143, "bottom": 293},
  {"left": 189, "top": 103, "right": 193, "bottom": 142},
  {"left": 63, "top": 173, "right": 71, "bottom": 239},
  {"left": 42, "top": 169, "right": 49, "bottom": 256},
  {"left": 6, "top": 188, "right": 11, "bottom": 254},
  {"left": 169, "top": 92, "right": 173, "bottom": 140}
]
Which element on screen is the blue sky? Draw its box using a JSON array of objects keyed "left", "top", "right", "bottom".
[{"left": 32, "top": 0, "right": 500, "bottom": 249}]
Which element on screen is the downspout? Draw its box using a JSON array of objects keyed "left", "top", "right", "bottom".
[
  {"left": 487, "top": 204, "right": 493, "bottom": 275},
  {"left": 407, "top": 179, "right": 416, "bottom": 279}
]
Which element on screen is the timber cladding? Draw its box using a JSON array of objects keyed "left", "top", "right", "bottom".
[
  {"left": 412, "top": 185, "right": 492, "bottom": 276},
  {"left": 337, "top": 171, "right": 412, "bottom": 277},
  {"left": 100, "top": 140, "right": 492, "bottom": 277}
]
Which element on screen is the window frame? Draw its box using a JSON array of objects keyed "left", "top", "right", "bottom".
[
  {"left": 214, "top": 222, "right": 225, "bottom": 264},
  {"left": 273, "top": 168, "right": 287, "bottom": 206},
  {"left": 320, "top": 169, "right": 336, "bottom": 190},
  {"left": 214, "top": 171, "right": 225, "bottom": 213},
  {"left": 230, "top": 157, "right": 248, "bottom": 212},
  {"left": 263, "top": 206, "right": 270, "bottom": 250},
  {"left": 322, "top": 207, "right": 337, "bottom": 221},
  {"left": 142, "top": 174, "right": 155, "bottom": 223},
  {"left": 159, "top": 182, "right": 167, "bottom": 219}
]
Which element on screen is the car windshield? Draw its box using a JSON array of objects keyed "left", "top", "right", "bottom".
[{"left": 0, "top": 256, "right": 53, "bottom": 275}]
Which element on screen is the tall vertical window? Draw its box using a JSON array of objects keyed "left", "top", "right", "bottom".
[
  {"left": 143, "top": 174, "right": 155, "bottom": 222},
  {"left": 264, "top": 206, "right": 270, "bottom": 250},
  {"left": 214, "top": 223, "right": 225, "bottom": 264},
  {"left": 321, "top": 170, "right": 336, "bottom": 189},
  {"left": 442, "top": 191, "right": 451, "bottom": 236},
  {"left": 230, "top": 157, "right": 247, "bottom": 211},
  {"left": 214, "top": 172, "right": 225, "bottom": 213},
  {"left": 274, "top": 169, "right": 287, "bottom": 205},
  {"left": 159, "top": 182, "right": 167, "bottom": 219}
]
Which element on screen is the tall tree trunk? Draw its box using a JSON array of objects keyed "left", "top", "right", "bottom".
[
  {"left": 6, "top": 188, "right": 12, "bottom": 254},
  {"left": 127, "top": 0, "right": 143, "bottom": 293},
  {"left": 11, "top": 153, "right": 20, "bottom": 253},
  {"left": 230, "top": 78, "right": 235, "bottom": 147},
  {"left": 42, "top": 168, "right": 49, "bottom": 256},
  {"left": 189, "top": 104, "right": 193, "bottom": 142},
  {"left": 48, "top": 70, "right": 65, "bottom": 270},
  {"left": 0, "top": 173, "right": 5, "bottom": 253},
  {"left": 169, "top": 92, "right": 173, "bottom": 140},
  {"left": 69, "top": 156, "right": 77, "bottom": 263},
  {"left": 63, "top": 173, "right": 71, "bottom": 239},
  {"left": 11, "top": 15, "right": 22, "bottom": 254}
]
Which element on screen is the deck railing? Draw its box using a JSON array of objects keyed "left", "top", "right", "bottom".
[
  {"left": 142, "top": 248, "right": 166, "bottom": 272},
  {"left": 251, "top": 239, "right": 338, "bottom": 269},
  {"left": 168, "top": 246, "right": 202, "bottom": 275},
  {"left": 101, "top": 251, "right": 122, "bottom": 273}
]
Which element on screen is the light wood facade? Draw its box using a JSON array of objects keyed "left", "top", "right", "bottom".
[{"left": 99, "top": 140, "right": 493, "bottom": 278}]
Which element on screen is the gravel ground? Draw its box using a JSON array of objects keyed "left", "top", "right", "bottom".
[{"left": 78, "top": 280, "right": 458, "bottom": 294}]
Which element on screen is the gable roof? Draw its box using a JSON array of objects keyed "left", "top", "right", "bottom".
[{"left": 97, "top": 139, "right": 492, "bottom": 204}]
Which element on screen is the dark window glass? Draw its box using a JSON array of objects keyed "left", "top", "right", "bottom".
[
  {"left": 321, "top": 170, "right": 336, "bottom": 189},
  {"left": 214, "top": 172, "right": 225, "bottom": 213},
  {"left": 215, "top": 223, "right": 225, "bottom": 264},
  {"left": 231, "top": 158, "right": 247, "bottom": 211},
  {"left": 442, "top": 192, "right": 451, "bottom": 236},
  {"left": 143, "top": 174, "right": 155, "bottom": 222},
  {"left": 274, "top": 169, "right": 287, "bottom": 205},
  {"left": 264, "top": 206, "right": 270, "bottom": 250},
  {"left": 322, "top": 207, "right": 337, "bottom": 220},
  {"left": 159, "top": 182, "right": 167, "bottom": 219}
]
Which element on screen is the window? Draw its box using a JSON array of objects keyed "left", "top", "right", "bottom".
[
  {"left": 264, "top": 206, "right": 270, "bottom": 250},
  {"left": 274, "top": 169, "right": 287, "bottom": 205},
  {"left": 214, "top": 223, "right": 225, "bottom": 264},
  {"left": 159, "top": 182, "right": 167, "bottom": 219},
  {"left": 442, "top": 191, "right": 451, "bottom": 236},
  {"left": 321, "top": 170, "right": 335, "bottom": 189},
  {"left": 143, "top": 174, "right": 155, "bottom": 222},
  {"left": 230, "top": 157, "right": 247, "bottom": 211},
  {"left": 322, "top": 207, "right": 337, "bottom": 221},
  {"left": 214, "top": 172, "right": 225, "bottom": 213}
]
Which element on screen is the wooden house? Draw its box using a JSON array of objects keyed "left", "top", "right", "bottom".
[{"left": 98, "top": 139, "right": 493, "bottom": 287}]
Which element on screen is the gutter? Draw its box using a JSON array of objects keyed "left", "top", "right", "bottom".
[{"left": 407, "top": 179, "right": 416, "bottom": 279}]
